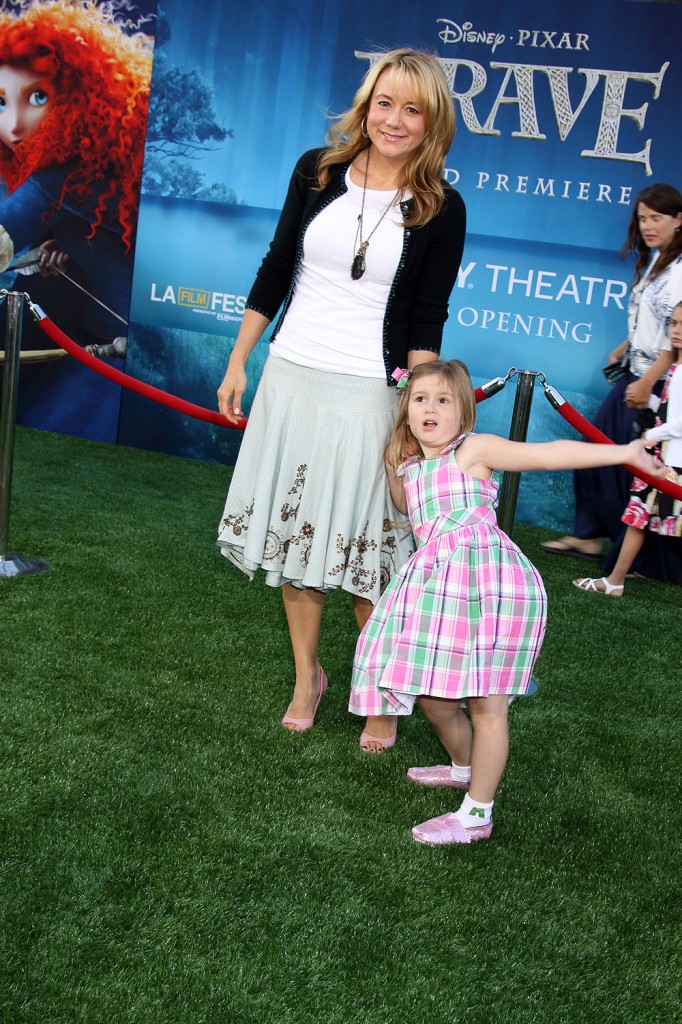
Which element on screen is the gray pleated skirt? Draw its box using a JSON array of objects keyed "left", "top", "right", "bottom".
[{"left": 217, "top": 354, "right": 413, "bottom": 603}]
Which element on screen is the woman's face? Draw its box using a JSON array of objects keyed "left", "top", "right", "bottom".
[
  {"left": 0, "top": 64, "right": 55, "bottom": 151},
  {"left": 365, "top": 68, "right": 427, "bottom": 169},
  {"left": 637, "top": 201, "right": 682, "bottom": 251}
]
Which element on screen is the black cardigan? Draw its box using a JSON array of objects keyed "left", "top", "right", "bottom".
[{"left": 246, "top": 148, "right": 467, "bottom": 385}]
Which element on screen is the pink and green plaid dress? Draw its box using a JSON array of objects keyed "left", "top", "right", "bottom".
[{"left": 349, "top": 436, "right": 547, "bottom": 716}]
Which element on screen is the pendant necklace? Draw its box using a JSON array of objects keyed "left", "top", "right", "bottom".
[{"left": 351, "top": 152, "right": 401, "bottom": 281}]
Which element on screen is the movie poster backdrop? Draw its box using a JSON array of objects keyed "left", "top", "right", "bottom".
[
  {"left": 4, "top": 0, "right": 679, "bottom": 529},
  {"left": 120, "top": 0, "right": 681, "bottom": 528}
]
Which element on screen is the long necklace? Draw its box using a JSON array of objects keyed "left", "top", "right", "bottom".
[{"left": 351, "top": 152, "right": 401, "bottom": 281}]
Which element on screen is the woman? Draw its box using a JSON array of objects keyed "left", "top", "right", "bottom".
[
  {"left": 541, "top": 183, "right": 682, "bottom": 578},
  {"left": 0, "top": 0, "right": 153, "bottom": 338},
  {"left": 217, "top": 48, "right": 466, "bottom": 752}
]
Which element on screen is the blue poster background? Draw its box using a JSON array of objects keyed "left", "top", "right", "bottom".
[{"left": 117, "top": 0, "right": 681, "bottom": 529}]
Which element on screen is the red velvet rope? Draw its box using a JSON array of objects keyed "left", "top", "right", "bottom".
[
  {"left": 553, "top": 393, "right": 682, "bottom": 501},
  {"left": 35, "top": 316, "right": 680, "bottom": 501},
  {"left": 36, "top": 314, "right": 247, "bottom": 431},
  {"left": 38, "top": 308, "right": 493, "bottom": 426}
]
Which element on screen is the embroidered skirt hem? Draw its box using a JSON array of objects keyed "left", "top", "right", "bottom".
[{"left": 217, "top": 355, "right": 413, "bottom": 602}]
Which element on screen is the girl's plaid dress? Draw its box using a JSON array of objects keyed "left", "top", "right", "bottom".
[
  {"left": 349, "top": 435, "right": 547, "bottom": 717},
  {"left": 621, "top": 364, "right": 682, "bottom": 537}
]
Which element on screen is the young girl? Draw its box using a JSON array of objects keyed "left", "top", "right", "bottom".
[
  {"left": 574, "top": 300, "right": 682, "bottom": 597},
  {"left": 348, "top": 360, "right": 665, "bottom": 846}
]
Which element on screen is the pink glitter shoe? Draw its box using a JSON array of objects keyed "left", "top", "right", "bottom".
[
  {"left": 411, "top": 812, "right": 493, "bottom": 846},
  {"left": 407, "top": 765, "right": 469, "bottom": 789},
  {"left": 281, "top": 668, "right": 328, "bottom": 731}
]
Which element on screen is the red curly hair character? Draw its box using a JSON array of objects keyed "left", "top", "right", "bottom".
[{"left": 0, "top": 0, "right": 153, "bottom": 252}]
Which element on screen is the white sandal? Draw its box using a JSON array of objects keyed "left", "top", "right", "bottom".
[{"left": 572, "top": 576, "right": 624, "bottom": 597}]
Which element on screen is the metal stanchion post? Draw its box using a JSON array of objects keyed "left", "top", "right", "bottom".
[
  {"left": 496, "top": 370, "right": 537, "bottom": 536},
  {"left": 0, "top": 290, "right": 50, "bottom": 577}
]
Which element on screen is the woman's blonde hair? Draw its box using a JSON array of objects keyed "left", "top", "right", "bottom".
[
  {"left": 387, "top": 360, "right": 476, "bottom": 467},
  {"left": 317, "top": 48, "right": 455, "bottom": 227}
]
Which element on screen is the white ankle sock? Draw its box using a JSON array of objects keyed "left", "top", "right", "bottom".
[
  {"left": 450, "top": 762, "right": 471, "bottom": 784},
  {"left": 454, "top": 793, "right": 493, "bottom": 827}
]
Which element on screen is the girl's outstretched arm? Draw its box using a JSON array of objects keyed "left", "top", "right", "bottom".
[{"left": 457, "top": 434, "right": 666, "bottom": 480}]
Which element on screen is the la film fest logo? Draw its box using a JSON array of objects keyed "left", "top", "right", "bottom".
[{"left": 150, "top": 283, "right": 246, "bottom": 322}]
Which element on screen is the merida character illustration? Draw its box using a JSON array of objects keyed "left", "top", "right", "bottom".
[{"left": 0, "top": 0, "right": 153, "bottom": 342}]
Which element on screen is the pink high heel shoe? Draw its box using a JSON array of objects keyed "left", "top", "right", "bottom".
[
  {"left": 281, "top": 668, "right": 328, "bottom": 731},
  {"left": 359, "top": 723, "right": 398, "bottom": 753}
]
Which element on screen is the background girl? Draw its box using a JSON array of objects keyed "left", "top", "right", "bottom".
[
  {"left": 349, "top": 360, "right": 665, "bottom": 845},
  {"left": 574, "top": 300, "right": 682, "bottom": 597}
]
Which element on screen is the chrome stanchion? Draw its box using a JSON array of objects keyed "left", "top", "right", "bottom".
[
  {"left": 496, "top": 369, "right": 537, "bottom": 536},
  {"left": 0, "top": 290, "right": 50, "bottom": 577}
]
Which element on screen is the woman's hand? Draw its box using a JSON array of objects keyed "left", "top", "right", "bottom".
[
  {"left": 216, "top": 310, "right": 270, "bottom": 424},
  {"left": 217, "top": 360, "right": 247, "bottom": 424},
  {"left": 623, "top": 438, "right": 665, "bottom": 477},
  {"left": 624, "top": 378, "right": 651, "bottom": 408}
]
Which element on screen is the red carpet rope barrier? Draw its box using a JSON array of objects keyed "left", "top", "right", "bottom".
[
  {"left": 473, "top": 376, "right": 506, "bottom": 403},
  {"left": 27, "top": 302, "right": 682, "bottom": 502},
  {"left": 543, "top": 383, "right": 682, "bottom": 502},
  {"left": 32, "top": 299, "right": 501, "bottom": 427},
  {"left": 31, "top": 305, "right": 247, "bottom": 431}
]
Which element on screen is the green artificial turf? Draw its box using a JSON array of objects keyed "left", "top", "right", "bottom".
[{"left": 1, "top": 426, "right": 680, "bottom": 1024}]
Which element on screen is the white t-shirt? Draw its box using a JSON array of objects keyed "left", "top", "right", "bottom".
[{"left": 271, "top": 168, "right": 406, "bottom": 376}]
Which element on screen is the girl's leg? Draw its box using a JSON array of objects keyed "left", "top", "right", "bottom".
[
  {"left": 418, "top": 695, "right": 473, "bottom": 767},
  {"left": 353, "top": 593, "right": 398, "bottom": 752},
  {"left": 281, "top": 583, "right": 326, "bottom": 729},
  {"left": 605, "top": 526, "right": 646, "bottom": 587},
  {"left": 573, "top": 526, "right": 646, "bottom": 594},
  {"left": 411, "top": 695, "right": 507, "bottom": 845},
  {"left": 467, "top": 694, "right": 510, "bottom": 804}
]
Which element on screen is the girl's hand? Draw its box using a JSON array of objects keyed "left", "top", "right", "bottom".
[
  {"left": 623, "top": 439, "right": 666, "bottom": 477},
  {"left": 37, "top": 240, "right": 70, "bottom": 276},
  {"left": 624, "top": 378, "right": 651, "bottom": 408},
  {"left": 217, "top": 360, "right": 247, "bottom": 424}
]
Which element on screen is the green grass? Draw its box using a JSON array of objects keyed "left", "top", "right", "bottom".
[{"left": 1, "top": 426, "right": 680, "bottom": 1024}]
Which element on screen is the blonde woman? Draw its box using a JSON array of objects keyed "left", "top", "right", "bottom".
[{"left": 217, "top": 49, "right": 466, "bottom": 751}]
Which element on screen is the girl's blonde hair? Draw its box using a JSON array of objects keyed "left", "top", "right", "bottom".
[
  {"left": 316, "top": 48, "right": 455, "bottom": 228},
  {"left": 387, "top": 360, "right": 476, "bottom": 467}
]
